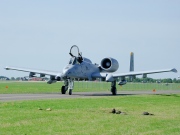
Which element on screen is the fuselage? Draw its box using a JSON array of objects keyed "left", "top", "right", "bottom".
[{"left": 62, "top": 57, "right": 99, "bottom": 80}]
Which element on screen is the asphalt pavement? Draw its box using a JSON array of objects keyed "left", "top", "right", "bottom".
[{"left": 0, "top": 90, "right": 179, "bottom": 101}]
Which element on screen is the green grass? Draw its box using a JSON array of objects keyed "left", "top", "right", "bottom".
[
  {"left": 0, "top": 81, "right": 62, "bottom": 94},
  {"left": 0, "top": 95, "right": 180, "bottom": 135},
  {"left": 0, "top": 81, "right": 180, "bottom": 94}
]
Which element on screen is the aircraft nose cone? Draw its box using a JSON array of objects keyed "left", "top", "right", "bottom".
[
  {"left": 62, "top": 66, "right": 73, "bottom": 77},
  {"left": 62, "top": 69, "right": 68, "bottom": 76}
]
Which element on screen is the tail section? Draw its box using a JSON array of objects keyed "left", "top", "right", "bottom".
[
  {"left": 129, "top": 52, "right": 135, "bottom": 81},
  {"left": 130, "top": 52, "right": 134, "bottom": 72}
]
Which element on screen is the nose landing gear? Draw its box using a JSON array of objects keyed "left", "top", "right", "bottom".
[{"left": 61, "top": 79, "right": 74, "bottom": 95}]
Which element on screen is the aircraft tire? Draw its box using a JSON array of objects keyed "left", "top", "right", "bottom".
[
  {"left": 61, "top": 86, "right": 66, "bottom": 94},
  {"left": 69, "top": 89, "right": 72, "bottom": 95},
  {"left": 112, "top": 87, "right": 117, "bottom": 95}
]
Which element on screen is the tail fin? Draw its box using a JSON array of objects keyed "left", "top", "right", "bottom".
[
  {"left": 129, "top": 52, "right": 135, "bottom": 81},
  {"left": 130, "top": 52, "right": 134, "bottom": 72}
]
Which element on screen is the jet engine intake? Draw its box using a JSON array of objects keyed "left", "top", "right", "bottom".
[{"left": 100, "top": 57, "right": 119, "bottom": 72}]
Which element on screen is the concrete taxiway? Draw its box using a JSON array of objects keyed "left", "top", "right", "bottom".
[{"left": 0, "top": 90, "right": 180, "bottom": 101}]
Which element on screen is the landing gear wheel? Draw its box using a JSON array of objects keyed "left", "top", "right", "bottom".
[
  {"left": 61, "top": 86, "right": 66, "bottom": 94},
  {"left": 69, "top": 89, "right": 72, "bottom": 95},
  {"left": 111, "top": 87, "right": 117, "bottom": 95}
]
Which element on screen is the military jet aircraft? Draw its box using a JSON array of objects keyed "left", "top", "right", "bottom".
[{"left": 5, "top": 45, "right": 177, "bottom": 95}]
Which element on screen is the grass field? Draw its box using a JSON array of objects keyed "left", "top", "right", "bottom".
[
  {"left": 0, "top": 94, "right": 180, "bottom": 135},
  {"left": 0, "top": 81, "right": 180, "bottom": 94}
]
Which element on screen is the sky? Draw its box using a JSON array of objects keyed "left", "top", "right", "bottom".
[{"left": 0, "top": 0, "right": 180, "bottom": 79}]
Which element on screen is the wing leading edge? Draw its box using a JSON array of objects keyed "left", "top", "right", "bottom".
[
  {"left": 5, "top": 66, "right": 61, "bottom": 76},
  {"left": 5, "top": 66, "right": 177, "bottom": 80},
  {"left": 92, "top": 68, "right": 177, "bottom": 78}
]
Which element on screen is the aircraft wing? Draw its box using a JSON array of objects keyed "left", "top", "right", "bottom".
[
  {"left": 92, "top": 68, "right": 178, "bottom": 78},
  {"left": 5, "top": 66, "right": 61, "bottom": 76},
  {"left": 112, "top": 68, "right": 177, "bottom": 77}
]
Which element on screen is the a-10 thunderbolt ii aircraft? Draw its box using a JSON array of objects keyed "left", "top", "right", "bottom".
[{"left": 5, "top": 45, "right": 177, "bottom": 95}]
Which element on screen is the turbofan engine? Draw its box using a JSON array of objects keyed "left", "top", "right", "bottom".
[{"left": 100, "top": 57, "right": 119, "bottom": 72}]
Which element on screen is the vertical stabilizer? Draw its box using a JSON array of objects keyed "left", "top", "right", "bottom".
[
  {"left": 129, "top": 52, "right": 135, "bottom": 81},
  {"left": 130, "top": 52, "right": 134, "bottom": 72}
]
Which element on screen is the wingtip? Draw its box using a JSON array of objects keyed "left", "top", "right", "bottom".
[
  {"left": 171, "top": 68, "right": 178, "bottom": 73},
  {"left": 4, "top": 66, "right": 9, "bottom": 70}
]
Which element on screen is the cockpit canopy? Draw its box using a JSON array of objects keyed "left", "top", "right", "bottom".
[
  {"left": 69, "top": 45, "right": 83, "bottom": 64},
  {"left": 69, "top": 45, "right": 81, "bottom": 57},
  {"left": 68, "top": 57, "right": 82, "bottom": 65},
  {"left": 69, "top": 57, "right": 75, "bottom": 65}
]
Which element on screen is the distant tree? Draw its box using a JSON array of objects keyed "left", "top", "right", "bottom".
[
  {"left": 0, "top": 76, "right": 6, "bottom": 79},
  {"left": 162, "top": 78, "right": 173, "bottom": 83},
  {"left": 11, "top": 77, "right": 15, "bottom": 80},
  {"left": 173, "top": 78, "right": 177, "bottom": 83},
  {"left": 128, "top": 77, "right": 176, "bottom": 83},
  {"left": 133, "top": 78, "right": 142, "bottom": 83},
  {"left": 16, "top": 77, "right": 21, "bottom": 81},
  {"left": 176, "top": 79, "right": 180, "bottom": 83}
]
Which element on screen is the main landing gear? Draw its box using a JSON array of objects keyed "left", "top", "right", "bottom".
[
  {"left": 61, "top": 79, "right": 117, "bottom": 95},
  {"left": 111, "top": 81, "right": 117, "bottom": 95},
  {"left": 61, "top": 79, "right": 74, "bottom": 95}
]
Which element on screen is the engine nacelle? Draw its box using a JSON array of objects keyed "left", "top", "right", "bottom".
[{"left": 100, "top": 57, "right": 119, "bottom": 72}]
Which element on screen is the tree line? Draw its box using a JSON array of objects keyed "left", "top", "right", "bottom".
[
  {"left": 1, "top": 76, "right": 180, "bottom": 83},
  {"left": 126, "top": 77, "right": 180, "bottom": 83}
]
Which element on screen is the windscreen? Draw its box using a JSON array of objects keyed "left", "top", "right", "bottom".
[{"left": 69, "top": 57, "right": 75, "bottom": 64}]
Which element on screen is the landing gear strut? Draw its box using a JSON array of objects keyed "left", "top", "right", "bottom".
[
  {"left": 61, "top": 79, "right": 74, "bottom": 95},
  {"left": 111, "top": 81, "right": 117, "bottom": 95}
]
